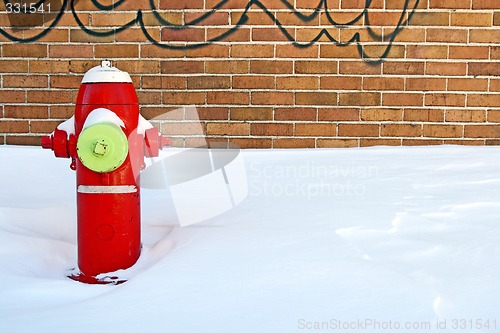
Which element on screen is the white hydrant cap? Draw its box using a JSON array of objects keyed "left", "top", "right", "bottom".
[{"left": 82, "top": 60, "right": 132, "bottom": 84}]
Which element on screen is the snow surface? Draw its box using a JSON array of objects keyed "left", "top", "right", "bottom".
[{"left": 0, "top": 145, "right": 499, "bottom": 333}]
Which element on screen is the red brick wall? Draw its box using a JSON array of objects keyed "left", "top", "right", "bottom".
[{"left": 0, "top": 0, "right": 499, "bottom": 148}]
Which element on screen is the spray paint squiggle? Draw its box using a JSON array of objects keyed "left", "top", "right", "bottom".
[{"left": 1, "top": 0, "right": 420, "bottom": 63}]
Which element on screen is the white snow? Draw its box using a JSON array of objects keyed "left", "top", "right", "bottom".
[
  {"left": 81, "top": 107, "right": 125, "bottom": 130},
  {"left": 0, "top": 145, "right": 499, "bottom": 333},
  {"left": 137, "top": 114, "right": 154, "bottom": 135},
  {"left": 56, "top": 115, "right": 75, "bottom": 135}
]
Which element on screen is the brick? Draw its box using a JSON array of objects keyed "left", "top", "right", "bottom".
[
  {"left": 276, "top": 76, "right": 318, "bottom": 90},
  {"left": 363, "top": 77, "right": 404, "bottom": 91},
  {"left": 492, "top": 46, "right": 500, "bottom": 60},
  {"left": 207, "top": 61, "right": 249, "bottom": 74},
  {"left": 233, "top": 76, "right": 275, "bottom": 89},
  {"left": 451, "top": 13, "right": 492, "bottom": 27},
  {"left": 426, "top": 62, "right": 467, "bottom": 76},
  {"left": 424, "top": 124, "right": 463, "bottom": 138},
  {"left": 469, "top": 62, "right": 500, "bottom": 76},
  {"left": 50, "top": 106, "right": 74, "bottom": 119},
  {"left": 163, "top": 91, "right": 205, "bottom": 105},
  {"left": 361, "top": 109, "right": 403, "bottom": 121},
  {"left": 187, "top": 76, "right": 231, "bottom": 89},
  {"left": 231, "top": 44, "right": 274, "bottom": 58},
  {"left": 409, "top": 12, "right": 450, "bottom": 26},
  {"left": 340, "top": 92, "right": 381, "bottom": 106},
  {"left": 403, "top": 139, "right": 444, "bottom": 146},
  {"left": 161, "top": 61, "right": 204, "bottom": 74},
  {"left": 91, "top": 13, "right": 137, "bottom": 27},
  {"left": 252, "top": 28, "right": 291, "bottom": 42},
  {"left": 488, "top": 110, "right": 500, "bottom": 122},
  {"left": 186, "top": 45, "right": 230, "bottom": 58},
  {"left": 444, "top": 140, "right": 485, "bottom": 146},
  {"left": 318, "top": 108, "right": 359, "bottom": 121},
  {"left": 448, "top": 78, "right": 488, "bottom": 92},
  {"left": 273, "top": 139, "right": 315, "bottom": 148},
  {"left": 230, "top": 107, "right": 273, "bottom": 121},
  {"left": 472, "top": 0, "right": 499, "bottom": 9},
  {"left": 251, "top": 123, "right": 293, "bottom": 136},
  {"left": 425, "top": 93, "right": 466, "bottom": 107},
  {"left": 406, "top": 45, "right": 448, "bottom": 59},
  {"left": 339, "top": 62, "right": 382, "bottom": 75},
  {"left": 49, "top": 75, "right": 83, "bottom": 89},
  {"left": 383, "top": 93, "right": 423, "bottom": 106},
  {"left": 383, "top": 62, "right": 425, "bottom": 75},
  {"left": 407, "top": 78, "right": 447, "bottom": 91},
  {"left": 3, "top": 75, "right": 48, "bottom": 88},
  {"left": 491, "top": 79, "right": 500, "bottom": 92},
  {"left": 296, "top": 61, "right": 338, "bottom": 74},
  {"left": 297, "top": 28, "right": 341, "bottom": 43},
  {"left": 338, "top": 124, "right": 379, "bottom": 137},
  {"left": 449, "top": 46, "right": 489, "bottom": 60},
  {"left": 363, "top": 45, "right": 405, "bottom": 59},
  {"left": 94, "top": 44, "right": 139, "bottom": 58},
  {"left": 161, "top": 122, "right": 206, "bottom": 136},
  {"left": 275, "top": 108, "right": 317, "bottom": 121},
  {"left": 317, "top": 139, "right": 358, "bottom": 148},
  {"left": 0, "top": 90, "right": 25, "bottom": 103},
  {"left": 296, "top": 92, "right": 338, "bottom": 105},
  {"left": 389, "top": 28, "right": 425, "bottom": 43},
  {"left": 6, "top": 136, "right": 42, "bottom": 146},
  {"left": 0, "top": 60, "right": 29, "bottom": 73},
  {"left": 140, "top": 45, "right": 185, "bottom": 58},
  {"left": 277, "top": 45, "right": 319, "bottom": 59},
  {"left": 230, "top": 138, "right": 272, "bottom": 149},
  {"left": 361, "top": 139, "right": 402, "bottom": 147},
  {"left": 161, "top": 28, "right": 205, "bottom": 42},
  {"left": 3, "top": 44, "right": 47, "bottom": 58},
  {"left": 231, "top": 12, "right": 274, "bottom": 26},
  {"left": 27, "top": 91, "right": 71, "bottom": 104},
  {"left": 277, "top": 12, "right": 320, "bottom": 26},
  {"left": 160, "top": 0, "right": 203, "bottom": 9},
  {"left": 426, "top": 28, "right": 468, "bottom": 43},
  {"left": 429, "top": 0, "right": 470, "bottom": 9},
  {"left": 4, "top": 106, "right": 48, "bottom": 119},
  {"left": 208, "top": 92, "right": 250, "bottom": 105},
  {"left": 70, "top": 29, "right": 114, "bottom": 46},
  {"left": 320, "top": 76, "right": 362, "bottom": 90},
  {"left": 495, "top": 12, "right": 500, "bottom": 26},
  {"left": 30, "top": 120, "right": 60, "bottom": 133},
  {"left": 252, "top": 92, "right": 294, "bottom": 105},
  {"left": 468, "top": 94, "right": 500, "bottom": 107},
  {"left": 464, "top": 125, "right": 500, "bottom": 138},
  {"left": 251, "top": 60, "right": 293, "bottom": 74},
  {"left": 0, "top": 120, "right": 29, "bottom": 133},
  {"left": 320, "top": 45, "right": 360, "bottom": 59},
  {"left": 185, "top": 12, "right": 229, "bottom": 25},
  {"left": 208, "top": 28, "right": 250, "bottom": 42},
  {"left": 295, "top": 123, "right": 337, "bottom": 137},
  {"left": 469, "top": 29, "right": 500, "bottom": 43},
  {"left": 404, "top": 109, "right": 444, "bottom": 122},
  {"left": 446, "top": 110, "right": 486, "bottom": 122},
  {"left": 381, "top": 124, "right": 422, "bottom": 137}
]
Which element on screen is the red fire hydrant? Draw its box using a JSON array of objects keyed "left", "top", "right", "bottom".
[{"left": 42, "top": 61, "right": 170, "bottom": 284}]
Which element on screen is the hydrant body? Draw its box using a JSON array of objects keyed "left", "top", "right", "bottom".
[{"left": 42, "top": 61, "right": 169, "bottom": 284}]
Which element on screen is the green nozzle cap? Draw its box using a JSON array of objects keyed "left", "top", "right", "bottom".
[{"left": 77, "top": 123, "right": 128, "bottom": 173}]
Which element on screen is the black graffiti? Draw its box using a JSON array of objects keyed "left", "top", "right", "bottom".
[{"left": 1, "top": 0, "right": 420, "bottom": 63}]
